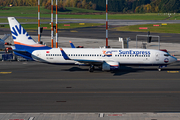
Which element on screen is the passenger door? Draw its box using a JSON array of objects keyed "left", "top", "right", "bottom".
[{"left": 155, "top": 52, "right": 159, "bottom": 61}]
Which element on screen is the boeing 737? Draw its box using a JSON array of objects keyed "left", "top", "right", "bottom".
[{"left": 8, "top": 17, "right": 177, "bottom": 72}]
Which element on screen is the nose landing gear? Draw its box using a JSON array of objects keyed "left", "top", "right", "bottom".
[
  {"left": 158, "top": 68, "right": 161, "bottom": 72},
  {"left": 158, "top": 65, "right": 167, "bottom": 72}
]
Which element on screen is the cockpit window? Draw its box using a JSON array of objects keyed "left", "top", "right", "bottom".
[{"left": 164, "top": 53, "right": 170, "bottom": 56}]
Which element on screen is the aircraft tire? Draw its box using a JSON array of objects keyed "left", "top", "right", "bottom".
[{"left": 89, "top": 65, "right": 94, "bottom": 72}]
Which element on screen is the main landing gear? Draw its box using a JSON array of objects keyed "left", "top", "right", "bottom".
[{"left": 89, "top": 65, "right": 94, "bottom": 72}]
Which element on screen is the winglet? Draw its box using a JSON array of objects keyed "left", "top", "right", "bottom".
[
  {"left": 60, "top": 48, "right": 71, "bottom": 60},
  {"left": 69, "top": 41, "right": 76, "bottom": 48}
]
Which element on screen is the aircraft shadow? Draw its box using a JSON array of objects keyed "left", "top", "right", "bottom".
[
  {"left": 61, "top": 65, "right": 180, "bottom": 76},
  {"left": 62, "top": 67, "right": 89, "bottom": 72}
]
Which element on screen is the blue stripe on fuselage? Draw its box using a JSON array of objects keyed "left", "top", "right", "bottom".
[
  {"left": 14, "top": 44, "right": 51, "bottom": 60},
  {"left": 15, "top": 44, "right": 51, "bottom": 52}
]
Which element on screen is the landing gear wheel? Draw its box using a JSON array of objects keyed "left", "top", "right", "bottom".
[{"left": 89, "top": 65, "right": 94, "bottom": 72}]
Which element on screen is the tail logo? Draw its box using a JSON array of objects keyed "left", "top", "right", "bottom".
[{"left": 11, "top": 24, "right": 32, "bottom": 40}]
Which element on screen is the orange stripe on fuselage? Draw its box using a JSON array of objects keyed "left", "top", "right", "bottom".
[
  {"left": 14, "top": 41, "right": 45, "bottom": 47},
  {"left": 111, "top": 65, "right": 119, "bottom": 66}
]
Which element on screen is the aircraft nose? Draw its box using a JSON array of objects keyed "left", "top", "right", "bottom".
[{"left": 170, "top": 56, "right": 177, "bottom": 63}]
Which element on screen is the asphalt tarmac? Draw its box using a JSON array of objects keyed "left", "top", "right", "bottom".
[
  {"left": 0, "top": 61, "right": 180, "bottom": 112},
  {"left": 1, "top": 25, "right": 180, "bottom": 43},
  {"left": 1, "top": 21, "right": 180, "bottom": 113}
]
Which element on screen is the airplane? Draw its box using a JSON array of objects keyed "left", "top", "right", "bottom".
[
  {"left": 0, "top": 34, "right": 11, "bottom": 50},
  {"left": 8, "top": 17, "right": 177, "bottom": 72}
]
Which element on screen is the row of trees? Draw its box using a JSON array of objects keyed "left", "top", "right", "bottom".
[
  {"left": 0, "top": 0, "right": 97, "bottom": 11},
  {"left": 87, "top": 0, "right": 180, "bottom": 13},
  {"left": 134, "top": 0, "right": 180, "bottom": 13},
  {"left": 0, "top": 0, "right": 37, "bottom": 6},
  {"left": 86, "top": 0, "right": 151, "bottom": 13},
  {"left": 1, "top": 0, "right": 180, "bottom": 13},
  {"left": 44, "top": 0, "right": 97, "bottom": 11}
]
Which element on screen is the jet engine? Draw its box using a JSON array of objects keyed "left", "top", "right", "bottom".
[{"left": 102, "top": 61, "right": 119, "bottom": 71}]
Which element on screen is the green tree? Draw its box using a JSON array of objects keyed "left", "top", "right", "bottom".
[{"left": 82, "top": 0, "right": 86, "bottom": 8}]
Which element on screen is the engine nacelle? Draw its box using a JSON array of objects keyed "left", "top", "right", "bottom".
[{"left": 102, "top": 61, "right": 119, "bottom": 71}]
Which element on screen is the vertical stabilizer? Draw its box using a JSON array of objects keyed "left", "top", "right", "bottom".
[{"left": 8, "top": 17, "right": 50, "bottom": 50}]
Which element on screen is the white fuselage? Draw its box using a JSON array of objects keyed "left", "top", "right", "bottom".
[{"left": 32, "top": 48, "right": 177, "bottom": 66}]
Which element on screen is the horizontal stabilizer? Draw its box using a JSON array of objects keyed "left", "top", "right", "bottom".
[{"left": 13, "top": 49, "right": 28, "bottom": 53}]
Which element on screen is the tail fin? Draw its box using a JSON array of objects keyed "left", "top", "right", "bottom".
[{"left": 8, "top": 17, "right": 50, "bottom": 50}]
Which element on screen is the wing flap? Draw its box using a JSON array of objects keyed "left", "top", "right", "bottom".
[{"left": 73, "top": 59, "right": 104, "bottom": 64}]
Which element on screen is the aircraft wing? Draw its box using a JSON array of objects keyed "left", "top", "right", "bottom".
[
  {"left": 69, "top": 41, "right": 76, "bottom": 48},
  {"left": 73, "top": 59, "right": 104, "bottom": 64},
  {"left": 60, "top": 48, "right": 104, "bottom": 64}
]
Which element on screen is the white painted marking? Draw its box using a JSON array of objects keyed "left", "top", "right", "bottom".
[
  {"left": 99, "top": 113, "right": 104, "bottom": 117},
  {"left": 28, "top": 117, "right": 34, "bottom": 120}
]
